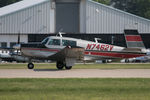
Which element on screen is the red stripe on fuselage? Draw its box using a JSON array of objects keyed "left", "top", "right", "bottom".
[
  {"left": 85, "top": 51, "right": 145, "bottom": 58},
  {"left": 22, "top": 48, "right": 60, "bottom": 52},
  {"left": 125, "top": 35, "right": 142, "bottom": 42}
]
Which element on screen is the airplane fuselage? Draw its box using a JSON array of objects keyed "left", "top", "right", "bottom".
[{"left": 20, "top": 36, "right": 145, "bottom": 61}]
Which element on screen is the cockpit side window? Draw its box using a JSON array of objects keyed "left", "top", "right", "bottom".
[
  {"left": 48, "top": 39, "right": 60, "bottom": 46},
  {"left": 62, "top": 40, "right": 76, "bottom": 47},
  {"left": 42, "top": 38, "right": 49, "bottom": 45}
]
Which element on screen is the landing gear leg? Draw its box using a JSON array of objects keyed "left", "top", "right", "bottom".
[
  {"left": 28, "top": 63, "right": 34, "bottom": 69},
  {"left": 56, "top": 61, "right": 64, "bottom": 70}
]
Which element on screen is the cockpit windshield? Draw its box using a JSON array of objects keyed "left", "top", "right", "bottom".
[
  {"left": 48, "top": 39, "right": 60, "bottom": 46},
  {"left": 62, "top": 40, "right": 76, "bottom": 47},
  {"left": 41, "top": 37, "right": 49, "bottom": 45}
]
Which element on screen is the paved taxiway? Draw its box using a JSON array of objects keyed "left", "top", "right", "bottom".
[{"left": 0, "top": 69, "right": 150, "bottom": 78}]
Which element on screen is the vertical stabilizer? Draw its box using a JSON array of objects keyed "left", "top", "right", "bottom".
[{"left": 124, "top": 30, "right": 145, "bottom": 49}]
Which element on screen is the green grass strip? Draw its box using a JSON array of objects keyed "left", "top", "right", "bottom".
[
  {"left": 0, "top": 78, "right": 150, "bottom": 100},
  {"left": 0, "top": 63, "right": 150, "bottom": 69}
]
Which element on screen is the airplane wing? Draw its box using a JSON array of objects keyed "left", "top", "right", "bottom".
[
  {"left": 0, "top": 47, "right": 14, "bottom": 50},
  {"left": 49, "top": 46, "right": 85, "bottom": 61}
]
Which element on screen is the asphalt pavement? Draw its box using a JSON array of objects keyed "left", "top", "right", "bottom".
[{"left": 0, "top": 69, "right": 150, "bottom": 78}]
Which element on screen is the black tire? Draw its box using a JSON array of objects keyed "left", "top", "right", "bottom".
[
  {"left": 125, "top": 59, "right": 129, "bottom": 63},
  {"left": 56, "top": 62, "right": 64, "bottom": 70},
  {"left": 65, "top": 66, "right": 72, "bottom": 70},
  {"left": 102, "top": 60, "right": 106, "bottom": 63},
  {"left": 28, "top": 63, "right": 34, "bottom": 69}
]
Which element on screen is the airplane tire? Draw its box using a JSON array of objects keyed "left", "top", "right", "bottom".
[
  {"left": 65, "top": 66, "right": 72, "bottom": 70},
  {"left": 56, "top": 62, "right": 64, "bottom": 70},
  {"left": 125, "top": 59, "right": 129, "bottom": 63},
  {"left": 102, "top": 60, "right": 106, "bottom": 63},
  {"left": 28, "top": 63, "right": 34, "bottom": 69}
]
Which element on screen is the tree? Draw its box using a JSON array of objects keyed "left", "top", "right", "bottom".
[
  {"left": 93, "top": 0, "right": 110, "bottom": 5},
  {"left": 110, "top": 0, "right": 150, "bottom": 19},
  {"left": 94, "top": 0, "right": 150, "bottom": 19},
  {"left": 129, "top": 0, "right": 150, "bottom": 19},
  {"left": 0, "top": 0, "right": 21, "bottom": 7}
]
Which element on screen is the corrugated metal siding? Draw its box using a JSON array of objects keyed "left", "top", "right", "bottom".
[
  {"left": 86, "top": 0, "right": 150, "bottom": 34},
  {"left": 0, "top": 1, "right": 52, "bottom": 34}
]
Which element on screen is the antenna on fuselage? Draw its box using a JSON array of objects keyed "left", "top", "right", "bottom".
[
  {"left": 95, "top": 38, "right": 101, "bottom": 43},
  {"left": 56, "top": 32, "right": 66, "bottom": 37}
]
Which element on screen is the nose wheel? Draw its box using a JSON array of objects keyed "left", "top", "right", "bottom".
[
  {"left": 28, "top": 63, "right": 34, "bottom": 69},
  {"left": 56, "top": 61, "right": 64, "bottom": 70}
]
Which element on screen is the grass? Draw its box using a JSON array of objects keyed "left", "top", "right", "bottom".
[
  {"left": 0, "top": 63, "right": 150, "bottom": 69},
  {"left": 0, "top": 64, "right": 150, "bottom": 100},
  {"left": 0, "top": 78, "right": 150, "bottom": 100}
]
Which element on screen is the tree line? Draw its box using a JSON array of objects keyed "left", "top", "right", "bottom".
[
  {"left": 0, "top": 0, "right": 21, "bottom": 7},
  {"left": 0, "top": 0, "right": 150, "bottom": 19},
  {"left": 93, "top": 0, "right": 150, "bottom": 19}
]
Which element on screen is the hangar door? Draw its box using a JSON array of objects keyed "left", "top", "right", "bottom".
[{"left": 56, "top": 1, "right": 80, "bottom": 33}]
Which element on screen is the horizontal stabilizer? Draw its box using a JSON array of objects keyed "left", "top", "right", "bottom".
[{"left": 122, "top": 48, "right": 143, "bottom": 53}]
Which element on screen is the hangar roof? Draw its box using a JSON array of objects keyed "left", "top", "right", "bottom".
[
  {"left": 0, "top": 0, "right": 150, "bottom": 22},
  {"left": 0, "top": 0, "right": 49, "bottom": 17}
]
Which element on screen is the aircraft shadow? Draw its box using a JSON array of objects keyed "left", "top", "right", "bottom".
[{"left": 34, "top": 69, "right": 64, "bottom": 72}]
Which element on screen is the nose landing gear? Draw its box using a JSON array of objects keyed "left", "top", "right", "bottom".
[{"left": 27, "top": 63, "right": 34, "bottom": 69}]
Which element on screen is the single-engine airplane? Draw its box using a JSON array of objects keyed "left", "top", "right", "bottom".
[{"left": 13, "top": 30, "right": 147, "bottom": 70}]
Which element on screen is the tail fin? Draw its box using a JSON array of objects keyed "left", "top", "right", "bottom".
[{"left": 124, "top": 30, "right": 145, "bottom": 49}]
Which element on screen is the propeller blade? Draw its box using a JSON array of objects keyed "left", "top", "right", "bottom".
[
  {"left": 17, "top": 33, "right": 21, "bottom": 55},
  {"left": 17, "top": 33, "right": 20, "bottom": 44}
]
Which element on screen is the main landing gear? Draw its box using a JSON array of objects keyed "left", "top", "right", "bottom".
[
  {"left": 56, "top": 61, "right": 64, "bottom": 70},
  {"left": 27, "top": 61, "right": 72, "bottom": 70},
  {"left": 56, "top": 61, "right": 72, "bottom": 70},
  {"left": 65, "top": 66, "right": 72, "bottom": 70}
]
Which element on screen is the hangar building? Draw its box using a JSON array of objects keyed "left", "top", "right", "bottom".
[{"left": 0, "top": 0, "right": 150, "bottom": 48}]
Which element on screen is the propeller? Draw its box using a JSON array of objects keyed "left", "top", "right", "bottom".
[
  {"left": 17, "top": 33, "right": 20, "bottom": 44},
  {"left": 14, "top": 33, "right": 21, "bottom": 55},
  {"left": 13, "top": 33, "right": 21, "bottom": 50}
]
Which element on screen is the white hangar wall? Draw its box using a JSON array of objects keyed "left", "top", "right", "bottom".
[
  {"left": 0, "top": 0, "right": 55, "bottom": 34},
  {"left": 86, "top": 0, "right": 150, "bottom": 34}
]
